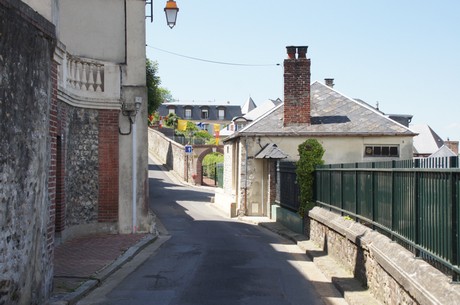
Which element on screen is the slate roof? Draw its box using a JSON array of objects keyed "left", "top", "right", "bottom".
[
  {"left": 241, "top": 97, "right": 257, "bottom": 114},
  {"left": 158, "top": 102, "right": 242, "bottom": 121},
  {"left": 244, "top": 98, "right": 282, "bottom": 121},
  {"left": 429, "top": 145, "right": 456, "bottom": 158},
  {"left": 410, "top": 124, "right": 445, "bottom": 155},
  {"left": 226, "top": 81, "right": 416, "bottom": 140},
  {"left": 255, "top": 143, "right": 288, "bottom": 159}
]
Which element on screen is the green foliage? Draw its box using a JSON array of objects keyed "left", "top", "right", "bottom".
[
  {"left": 146, "top": 59, "right": 173, "bottom": 115},
  {"left": 203, "top": 152, "right": 224, "bottom": 165},
  {"left": 146, "top": 59, "right": 161, "bottom": 115},
  {"left": 175, "top": 121, "right": 200, "bottom": 141},
  {"left": 164, "top": 113, "right": 179, "bottom": 128},
  {"left": 203, "top": 153, "right": 224, "bottom": 178},
  {"left": 205, "top": 137, "right": 219, "bottom": 145},
  {"left": 296, "top": 139, "right": 325, "bottom": 216},
  {"left": 195, "top": 130, "right": 212, "bottom": 140}
]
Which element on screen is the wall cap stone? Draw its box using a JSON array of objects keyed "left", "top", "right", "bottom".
[{"left": 309, "top": 206, "right": 460, "bottom": 305}]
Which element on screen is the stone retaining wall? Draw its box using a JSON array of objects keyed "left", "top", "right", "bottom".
[
  {"left": 309, "top": 207, "right": 460, "bottom": 305},
  {"left": 0, "top": 1, "right": 56, "bottom": 303},
  {"left": 148, "top": 128, "right": 186, "bottom": 180}
]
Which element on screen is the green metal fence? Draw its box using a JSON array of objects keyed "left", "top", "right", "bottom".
[{"left": 315, "top": 156, "right": 460, "bottom": 281}]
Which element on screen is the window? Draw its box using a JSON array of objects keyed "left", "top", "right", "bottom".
[
  {"left": 364, "top": 145, "right": 399, "bottom": 157},
  {"left": 168, "top": 108, "right": 175, "bottom": 115},
  {"left": 236, "top": 122, "right": 246, "bottom": 131},
  {"left": 201, "top": 108, "right": 209, "bottom": 119},
  {"left": 218, "top": 109, "right": 225, "bottom": 120},
  {"left": 184, "top": 108, "right": 192, "bottom": 119}
]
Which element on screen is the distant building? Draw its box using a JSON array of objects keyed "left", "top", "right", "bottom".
[
  {"left": 220, "top": 98, "right": 283, "bottom": 137},
  {"left": 410, "top": 124, "right": 458, "bottom": 157},
  {"left": 158, "top": 100, "right": 242, "bottom": 134}
]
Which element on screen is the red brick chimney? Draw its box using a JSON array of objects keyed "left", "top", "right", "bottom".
[
  {"left": 445, "top": 139, "right": 459, "bottom": 155},
  {"left": 284, "top": 46, "right": 311, "bottom": 127}
]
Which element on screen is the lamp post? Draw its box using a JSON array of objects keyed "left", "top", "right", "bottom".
[{"left": 164, "top": 0, "right": 179, "bottom": 28}]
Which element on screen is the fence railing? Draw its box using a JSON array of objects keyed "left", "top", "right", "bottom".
[{"left": 314, "top": 156, "right": 460, "bottom": 281}]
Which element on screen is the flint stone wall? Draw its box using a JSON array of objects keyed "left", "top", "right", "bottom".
[
  {"left": 0, "top": 0, "right": 56, "bottom": 304},
  {"left": 59, "top": 104, "right": 100, "bottom": 226},
  {"left": 309, "top": 207, "right": 460, "bottom": 305}
]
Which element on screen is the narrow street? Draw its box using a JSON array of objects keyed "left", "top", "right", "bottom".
[{"left": 77, "top": 158, "right": 347, "bottom": 305}]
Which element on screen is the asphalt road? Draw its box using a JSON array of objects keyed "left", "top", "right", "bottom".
[{"left": 77, "top": 158, "right": 346, "bottom": 305}]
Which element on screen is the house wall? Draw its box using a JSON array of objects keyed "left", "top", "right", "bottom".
[
  {"left": 58, "top": 0, "right": 125, "bottom": 62},
  {"left": 221, "top": 135, "right": 414, "bottom": 216},
  {"left": 0, "top": 1, "right": 56, "bottom": 303},
  {"left": 263, "top": 136, "right": 414, "bottom": 163}
]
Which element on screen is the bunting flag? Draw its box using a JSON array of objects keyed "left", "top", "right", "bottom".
[
  {"left": 177, "top": 119, "right": 187, "bottom": 131},
  {"left": 214, "top": 124, "right": 221, "bottom": 145}
]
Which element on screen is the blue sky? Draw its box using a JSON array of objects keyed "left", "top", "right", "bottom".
[{"left": 146, "top": 1, "right": 460, "bottom": 140}]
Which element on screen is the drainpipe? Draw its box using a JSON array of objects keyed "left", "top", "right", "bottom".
[
  {"left": 244, "top": 136, "right": 248, "bottom": 215},
  {"left": 132, "top": 118, "right": 137, "bottom": 233}
]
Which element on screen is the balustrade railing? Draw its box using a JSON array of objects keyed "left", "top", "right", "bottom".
[
  {"left": 54, "top": 43, "right": 121, "bottom": 108},
  {"left": 66, "top": 55, "right": 104, "bottom": 92}
]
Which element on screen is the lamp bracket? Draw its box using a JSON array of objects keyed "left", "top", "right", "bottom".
[{"left": 145, "top": 0, "right": 153, "bottom": 23}]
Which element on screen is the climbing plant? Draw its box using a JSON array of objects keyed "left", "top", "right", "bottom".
[{"left": 296, "top": 139, "right": 325, "bottom": 216}]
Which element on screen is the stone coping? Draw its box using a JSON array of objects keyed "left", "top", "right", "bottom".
[{"left": 309, "top": 207, "right": 460, "bottom": 305}]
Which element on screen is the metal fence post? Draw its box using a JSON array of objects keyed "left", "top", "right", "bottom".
[
  {"left": 451, "top": 170, "right": 459, "bottom": 282},
  {"left": 414, "top": 159, "right": 421, "bottom": 258}
]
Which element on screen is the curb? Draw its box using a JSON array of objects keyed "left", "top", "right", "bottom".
[{"left": 48, "top": 234, "right": 157, "bottom": 305}]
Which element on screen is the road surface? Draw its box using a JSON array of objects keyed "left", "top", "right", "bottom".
[{"left": 77, "top": 157, "right": 347, "bottom": 305}]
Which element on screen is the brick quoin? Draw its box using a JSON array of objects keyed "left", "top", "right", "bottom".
[
  {"left": 55, "top": 87, "right": 68, "bottom": 232},
  {"left": 98, "top": 109, "right": 119, "bottom": 223},
  {"left": 283, "top": 46, "right": 311, "bottom": 127},
  {"left": 48, "top": 60, "right": 58, "bottom": 257}
]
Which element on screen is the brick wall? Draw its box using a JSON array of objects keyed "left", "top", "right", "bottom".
[
  {"left": 98, "top": 110, "right": 119, "bottom": 222},
  {"left": 283, "top": 46, "right": 311, "bottom": 126}
]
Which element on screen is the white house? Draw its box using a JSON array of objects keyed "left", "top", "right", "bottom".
[{"left": 215, "top": 46, "right": 417, "bottom": 217}]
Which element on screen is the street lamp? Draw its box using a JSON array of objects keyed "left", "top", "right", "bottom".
[{"left": 164, "top": 0, "right": 179, "bottom": 29}]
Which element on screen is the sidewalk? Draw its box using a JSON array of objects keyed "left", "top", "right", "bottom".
[{"left": 49, "top": 233, "right": 156, "bottom": 305}]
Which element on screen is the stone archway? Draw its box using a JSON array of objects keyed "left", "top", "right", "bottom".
[{"left": 194, "top": 146, "right": 224, "bottom": 186}]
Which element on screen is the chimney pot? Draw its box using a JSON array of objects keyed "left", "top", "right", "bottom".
[
  {"left": 325, "top": 78, "right": 334, "bottom": 88},
  {"left": 286, "top": 46, "right": 296, "bottom": 59},
  {"left": 297, "top": 46, "right": 308, "bottom": 58}
]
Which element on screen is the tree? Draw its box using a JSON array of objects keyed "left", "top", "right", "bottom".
[
  {"left": 164, "top": 113, "right": 179, "bottom": 128},
  {"left": 296, "top": 139, "right": 325, "bottom": 216},
  {"left": 146, "top": 59, "right": 172, "bottom": 115}
]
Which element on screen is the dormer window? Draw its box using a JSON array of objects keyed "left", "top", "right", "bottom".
[
  {"left": 167, "top": 106, "right": 176, "bottom": 115},
  {"left": 217, "top": 106, "right": 226, "bottom": 120},
  {"left": 201, "top": 107, "right": 209, "bottom": 119},
  {"left": 184, "top": 106, "right": 193, "bottom": 119}
]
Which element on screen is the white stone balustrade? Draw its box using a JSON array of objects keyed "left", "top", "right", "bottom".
[
  {"left": 54, "top": 42, "right": 121, "bottom": 110},
  {"left": 66, "top": 56, "right": 104, "bottom": 92}
]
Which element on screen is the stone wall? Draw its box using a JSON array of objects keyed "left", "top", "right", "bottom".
[
  {"left": 65, "top": 107, "right": 100, "bottom": 225},
  {"left": 309, "top": 207, "right": 460, "bottom": 305},
  {"left": 55, "top": 102, "right": 119, "bottom": 240},
  {"left": 0, "top": 0, "right": 56, "bottom": 304},
  {"left": 148, "top": 128, "right": 186, "bottom": 180}
]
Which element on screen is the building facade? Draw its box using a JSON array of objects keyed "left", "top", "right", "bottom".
[
  {"left": 1, "top": 0, "right": 151, "bottom": 303},
  {"left": 217, "top": 46, "right": 417, "bottom": 217}
]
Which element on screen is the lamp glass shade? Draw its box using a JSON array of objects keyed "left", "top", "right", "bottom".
[{"left": 164, "top": 1, "right": 179, "bottom": 28}]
